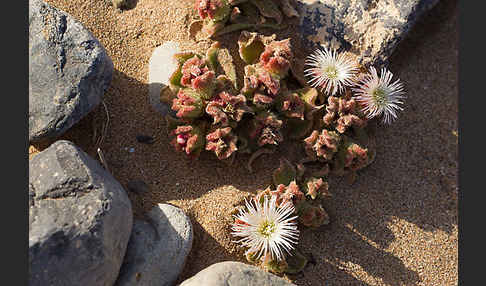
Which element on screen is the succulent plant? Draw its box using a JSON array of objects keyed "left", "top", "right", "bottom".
[
  {"left": 205, "top": 91, "right": 252, "bottom": 126},
  {"left": 238, "top": 31, "right": 275, "bottom": 65},
  {"left": 275, "top": 90, "right": 306, "bottom": 120},
  {"left": 272, "top": 157, "right": 296, "bottom": 186},
  {"left": 343, "top": 142, "right": 369, "bottom": 171},
  {"left": 180, "top": 55, "right": 217, "bottom": 99},
  {"left": 298, "top": 202, "right": 330, "bottom": 228},
  {"left": 302, "top": 177, "right": 329, "bottom": 200},
  {"left": 242, "top": 65, "right": 281, "bottom": 103},
  {"left": 162, "top": 32, "right": 392, "bottom": 276},
  {"left": 248, "top": 111, "right": 283, "bottom": 147},
  {"left": 262, "top": 254, "right": 289, "bottom": 274},
  {"left": 273, "top": 180, "right": 305, "bottom": 209},
  {"left": 191, "top": 0, "right": 298, "bottom": 38},
  {"left": 168, "top": 52, "right": 198, "bottom": 93},
  {"left": 169, "top": 124, "right": 205, "bottom": 158},
  {"left": 172, "top": 88, "right": 204, "bottom": 119},
  {"left": 303, "top": 129, "right": 342, "bottom": 162},
  {"left": 240, "top": 37, "right": 293, "bottom": 110},
  {"left": 259, "top": 38, "right": 292, "bottom": 78},
  {"left": 196, "top": 0, "right": 231, "bottom": 22},
  {"left": 205, "top": 127, "right": 239, "bottom": 159},
  {"left": 323, "top": 92, "right": 367, "bottom": 134}
]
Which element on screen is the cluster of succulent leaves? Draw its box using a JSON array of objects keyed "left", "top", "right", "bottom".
[
  {"left": 192, "top": 0, "right": 299, "bottom": 38},
  {"left": 163, "top": 29, "right": 377, "bottom": 274},
  {"left": 164, "top": 31, "right": 306, "bottom": 163},
  {"left": 164, "top": 30, "right": 375, "bottom": 176}
]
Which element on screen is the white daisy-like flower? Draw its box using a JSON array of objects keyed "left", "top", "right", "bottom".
[
  {"left": 353, "top": 66, "right": 405, "bottom": 124},
  {"left": 304, "top": 46, "right": 359, "bottom": 96},
  {"left": 232, "top": 195, "right": 299, "bottom": 261}
]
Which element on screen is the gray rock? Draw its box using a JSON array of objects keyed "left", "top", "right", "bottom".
[
  {"left": 180, "top": 261, "right": 296, "bottom": 286},
  {"left": 115, "top": 203, "right": 193, "bottom": 286},
  {"left": 29, "top": 0, "right": 114, "bottom": 142},
  {"left": 29, "top": 140, "right": 133, "bottom": 286},
  {"left": 148, "top": 41, "right": 180, "bottom": 116},
  {"left": 297, "top": 0, "right": 440, "bottom": 66}
]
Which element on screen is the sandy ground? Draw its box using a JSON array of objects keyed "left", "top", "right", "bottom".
[{"left": 30, "top": 0, "right": 458, "bottom": 285}]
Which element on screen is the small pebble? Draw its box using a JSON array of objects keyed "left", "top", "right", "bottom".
[{"left": 136, "top": 135, "right": 155, "bottom": 144}]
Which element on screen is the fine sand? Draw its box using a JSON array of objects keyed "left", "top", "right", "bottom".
[{"left": 30, "top": 0, "right": 458, "bottom": 285}]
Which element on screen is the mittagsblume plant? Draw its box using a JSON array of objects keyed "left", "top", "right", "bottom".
[{"left": 161, "top": 0, "right": 406, "bottom": 276}]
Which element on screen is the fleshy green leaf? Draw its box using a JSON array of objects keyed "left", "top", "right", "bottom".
[
  {"left": 249, "top": 0, "right": 283, "bottom": 24},
  {"left": 284, "top": 249, "right": 308, "bottom": 274},
  {"left": 272, "top": 157, "right": 296, "bottom": 186},
  {"left": 217, "top": 47, "right": 238, "bottom": 89},
  {"left": 283, "top": 118, "right": 313, "bottom": 139}
]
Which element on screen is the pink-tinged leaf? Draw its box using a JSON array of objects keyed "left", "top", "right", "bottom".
[
  {"left": 298, "top": 202, "right": 330, "bottom": 228},
  {"left": 259, "top": 39, "right": 292, "bottom": 78},
  {"left": 324, "top": 94, "right": 368, "bottom": 134},
  {"left": 303, "top": 177, "right": 329, "bottom": 200},
  {"left": 171, "top": 89, "right": 204, "bottom": 119},
  {"left": 273, "top": 180, "right": 305, "bottom": 209},
  {"left": 206, "top": 91, "right": 252, "bottom": 126},
  {"left": 276, "top": 91, "right": 305, "bottom": 120},
  {"left": 196, "top": 0, "right": 231, "bottom": 21},
  {"left": 238, "top": 31, "right": 275, "bottom": 64},
  {"left": 170, "top": 124, "right": 205, "bottom": 157},
  {"left": 205, "top": 127, "right": 238, "bottom": 160},
  {"left": 303, "top": 129, "right": 342, "bottom": 161}
]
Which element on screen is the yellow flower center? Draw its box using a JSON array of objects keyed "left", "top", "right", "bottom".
[
  {"left": 325, "top": 66, "right": 338, "bottom": 79},
  {"left": 372, "top": 88, "right": 388, "bottom": 106},
  {"left": 258, "top": 220, "right": 276, "bottom": 238}
]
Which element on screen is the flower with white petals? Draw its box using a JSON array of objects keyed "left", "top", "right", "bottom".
[
  {"left": 353, "top": 66, "right": 405, "bottom": 124},
  {"left": 232, "top": 195, "right": 299, "bottom": 261},
  {"left": 304, "top": 47, "right": 359, "bottom": 96}
]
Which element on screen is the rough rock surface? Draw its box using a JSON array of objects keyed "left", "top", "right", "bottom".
[
  {"left": 29, "top": 140, "right": 133, "bottom": 286},
  {"left": 180, "top": 261, "right": 296, "bottom": 286},
  {"left": 115, "top": 203, "right": 193, "bottom": 286},
  {"left": 29, "top": 0, "right": 113, "bottom": 142},
  {"left": 148, "top": 41, "right": 180, "bottom": 116},
  {"left": 297, "top": 0, "right": 441, "bottom": 66}
]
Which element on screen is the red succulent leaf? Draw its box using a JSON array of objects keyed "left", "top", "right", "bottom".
[
  {"left": 181, "top": 56, "right": 208, "bottom": 87},
  {"left": 259, "top": 39, "right": 292, "bottom": 77},
  {"left": 324, "top": 95, "right": 367, "bottom": 133},
  {"left": 171, "top": 89, "right": 203, "bottom": 119},
  {"left": 180, "top": 56, "right": 215, "bottom": 98},
  {"left": 344, "top": 143, "right": 369, "bottom": 171},
  {"left": 277, "top": 92, "right": 306, "bottom": 120},
  {"left": 170, "top": 125, "right": 204, "bottom": 156},
  {"left": 336, "top": 114, "right": 366, "bottom": 133},
  {"left": 299, "top": 204, "right": 329, "bottom": 228},
  {"left": 304, "top": 177, "right": 329, "bottom": 200},
  {"left": 206, "top": 91, "right": 252, "bottom": 126},
  {"left": 205, "top": 127, "right": 238, "bottom": 159},
  {"left": 257, "top": 69, "right": 280, "bottom": 96},
  {"left": 253, "top": 93, "right": 274, "bottom": 106},
  {"left": 253, "top": 112, "right": 283, "bottom": 147},
  {"left": 304, "top": 129, "right": 342, "bottom": 161},
  {"left": 272, "top": 181, "right": 304, "bottom": 208},
  {"left": 196, "top": 0, "right": 229, "bottom": 20}
]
